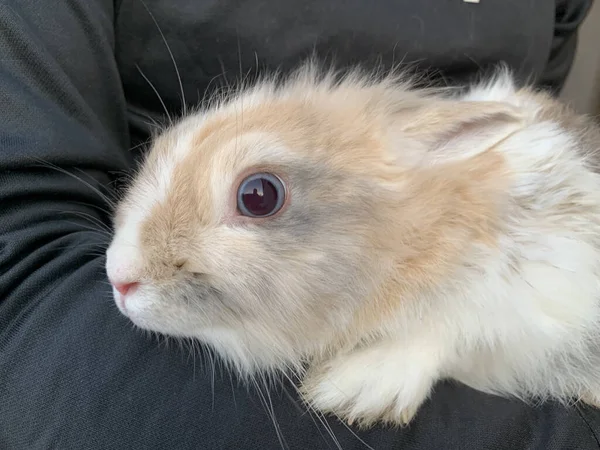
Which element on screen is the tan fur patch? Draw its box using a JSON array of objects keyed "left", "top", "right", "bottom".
[{"left": 350, "top": 147, "right": 509, "bottom": 338}]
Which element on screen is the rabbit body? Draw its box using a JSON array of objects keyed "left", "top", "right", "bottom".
[{"left": 106, "top": 65, "right": 600, "bottom": 426}]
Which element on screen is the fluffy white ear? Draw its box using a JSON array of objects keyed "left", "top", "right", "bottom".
[{"left": 391, "top": 100, "right": 524, "bottom": 166}]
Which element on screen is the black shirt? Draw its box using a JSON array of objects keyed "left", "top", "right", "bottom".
[{"left": 1, "top": 1, "right": 598, "bottom": 448}]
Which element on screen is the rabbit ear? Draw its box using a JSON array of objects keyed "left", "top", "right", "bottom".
[{"left": 390, "top": 101, "right": 523, "bottom": 167}]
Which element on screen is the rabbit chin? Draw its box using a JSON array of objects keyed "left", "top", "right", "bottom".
[{"left": 113, "top": 288, "right": 307, "bottom": 376}]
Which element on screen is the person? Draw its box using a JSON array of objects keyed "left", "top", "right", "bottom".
[{"left": 1, "top": 1, "right": 598, "bottom": 448}]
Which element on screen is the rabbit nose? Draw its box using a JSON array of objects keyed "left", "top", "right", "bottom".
[{"left": 111, "top": 281, "right": 139, "bottom": 297}]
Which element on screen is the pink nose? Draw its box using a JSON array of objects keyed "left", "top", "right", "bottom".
[{"left": 113, "top": 281, "right": 139, "bottom": 297}]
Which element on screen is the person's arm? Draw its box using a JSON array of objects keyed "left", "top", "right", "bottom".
[{"left": 1, "top": 1, "right": 598, "bottom": 449}]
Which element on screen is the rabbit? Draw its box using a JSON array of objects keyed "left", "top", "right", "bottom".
[{"left": 105, "top": 62, "right": 600, "bottom": 428}]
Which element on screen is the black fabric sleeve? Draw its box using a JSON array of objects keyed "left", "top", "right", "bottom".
[
  {"left": 539, "top": 0, "right": 595, "bottom": 93},
  {"left": 1, "top": 1, "right": 599, "bottom": 449}
]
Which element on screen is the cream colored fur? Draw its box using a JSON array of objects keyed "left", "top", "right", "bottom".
[{"left": 106, "top": 64, "right": 600, "bottom": 427}]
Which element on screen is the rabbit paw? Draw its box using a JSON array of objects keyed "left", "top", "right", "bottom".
[{"left": 301, "top": 343, "right": 439, "bottom": 428}]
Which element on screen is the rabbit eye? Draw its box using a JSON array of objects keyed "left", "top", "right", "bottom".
[{"left": 237, "top": 172, "right": 286, "bottom": 218}]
